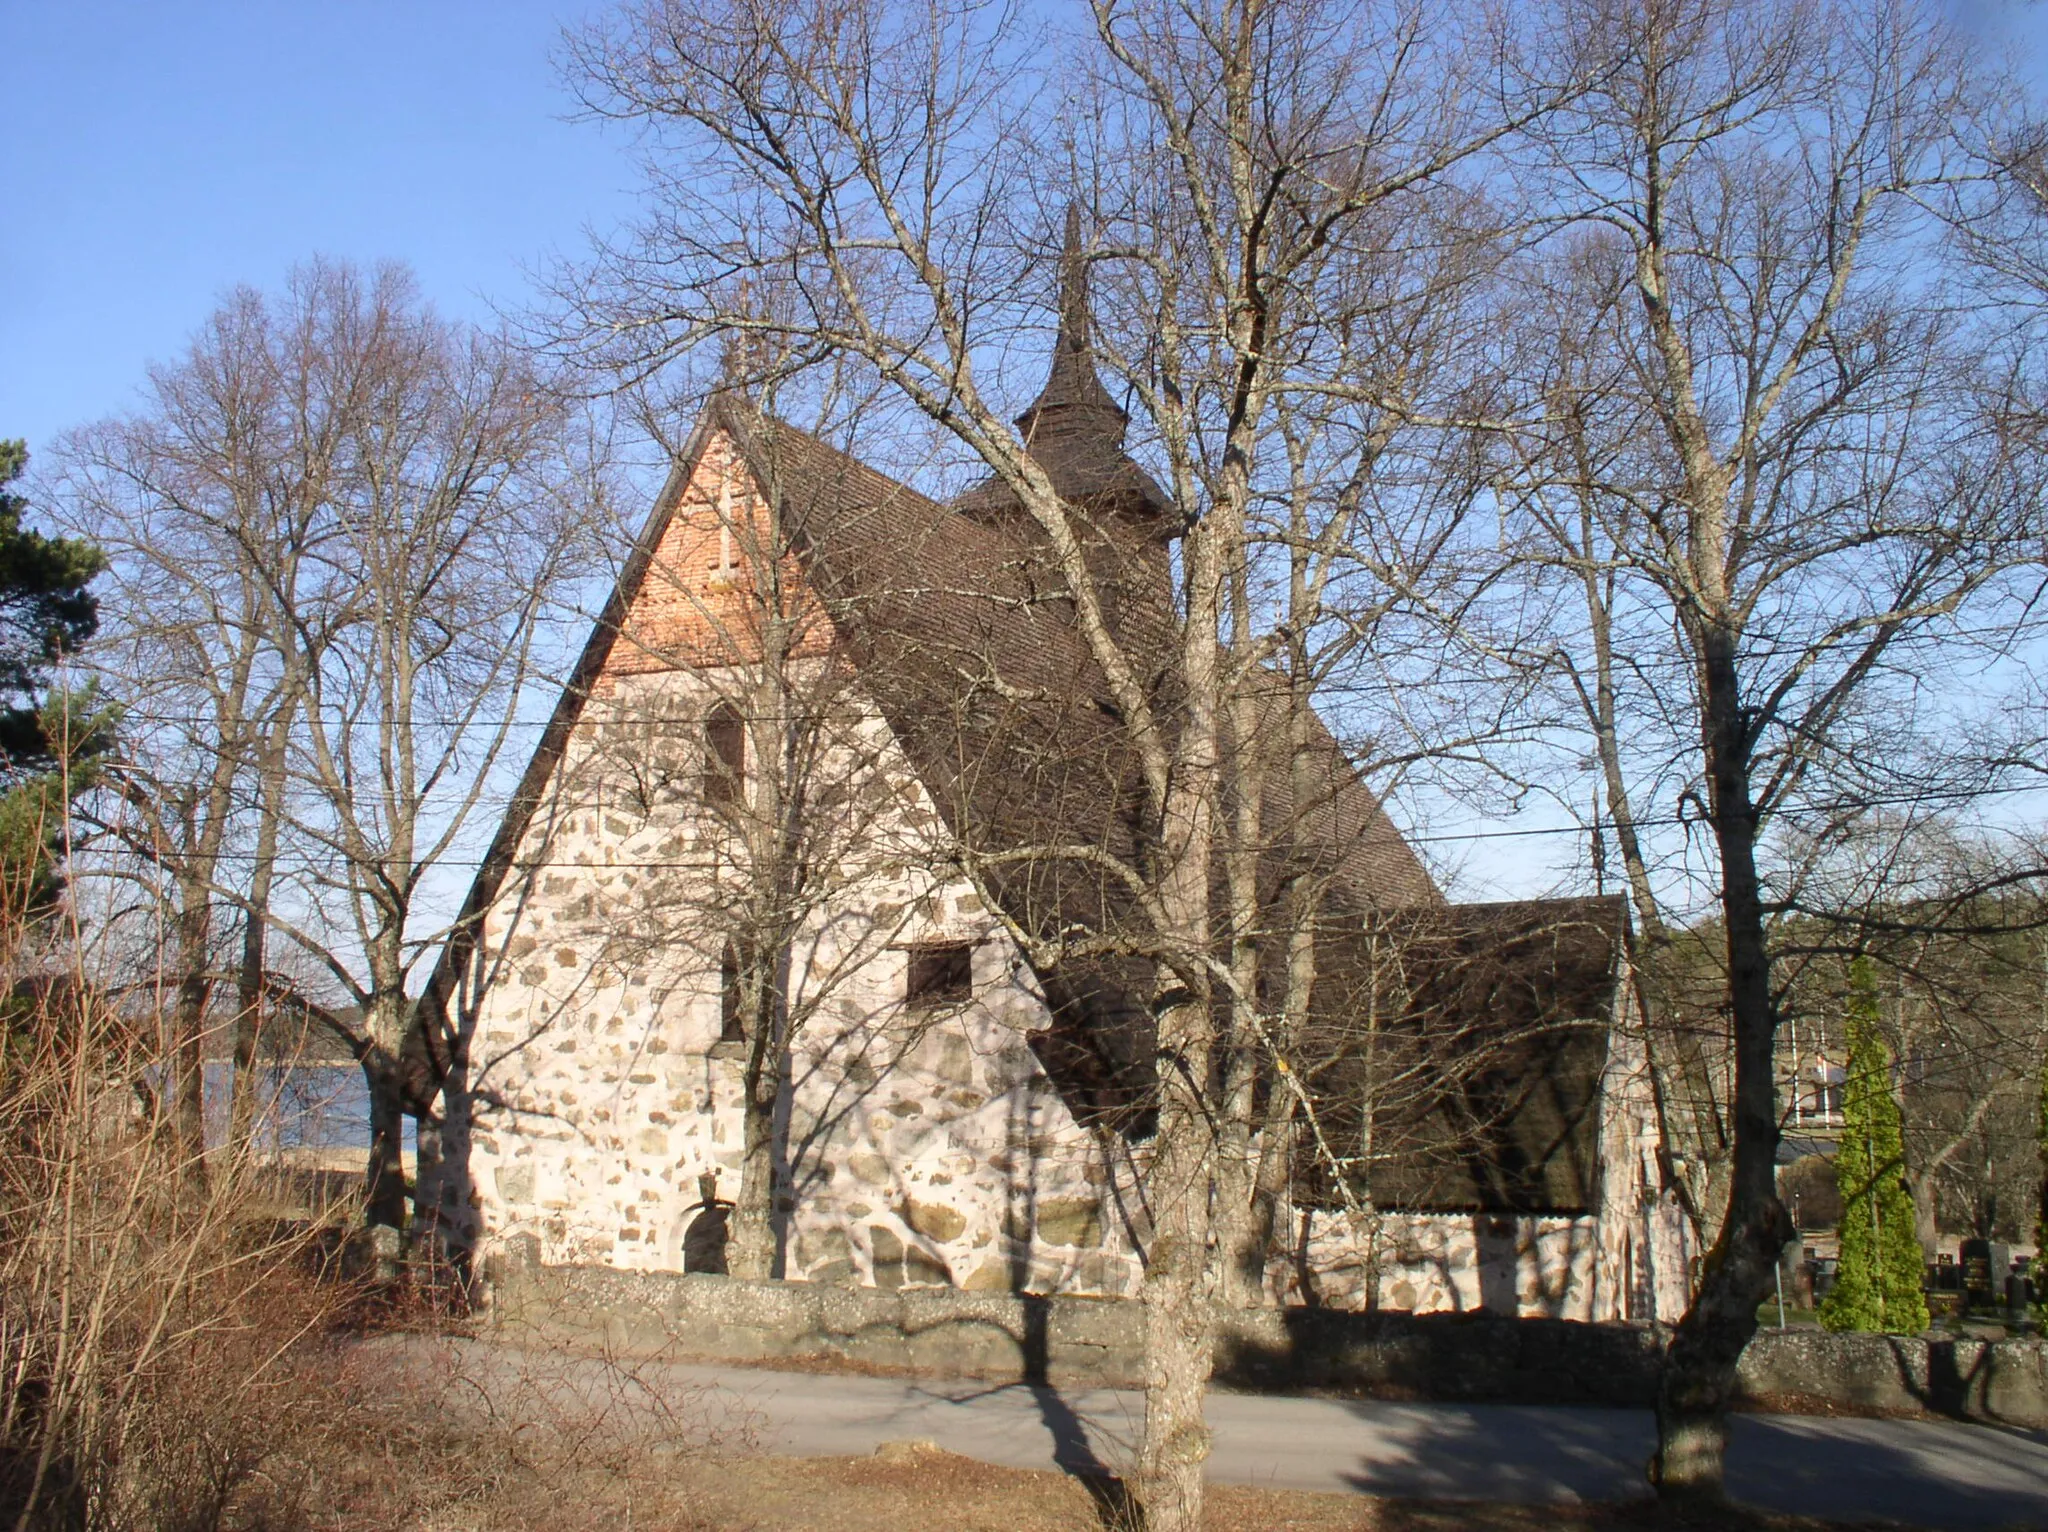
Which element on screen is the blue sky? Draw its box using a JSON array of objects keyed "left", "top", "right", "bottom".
[
  {"left": 5, "top": 0, "right": 2045, "bottom": 906},
  {"left": 6, "top": 1, "right": 2045, "bottom": 459},
  {"left": 1, "top": 0, "right": 633, "bottom": 454}
]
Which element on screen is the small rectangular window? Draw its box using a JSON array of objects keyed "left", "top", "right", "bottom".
[
  {"left": 704, "top": 703, "right": 744, "bottom": 808},
  {"left": 906, "top": 941, "right": 973, "bottom": 1009}
]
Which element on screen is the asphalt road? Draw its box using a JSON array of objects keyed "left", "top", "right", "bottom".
[{"left": 406, "top": 1340, "right": 2048, "bottom": 1529}]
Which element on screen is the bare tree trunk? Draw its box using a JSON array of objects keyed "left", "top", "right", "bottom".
[
  {"left": 1213, "top": 1006, "right": 1266, "bottom": 1306},
  {"left": 229, "top": 709, "right": 291, "bottom": 1150},
  {"left": 362, "top": 986, "right": 412, "bottom": 1270},
  {"left": 1651, "top": 630, "right": 1792, "bottom": 1497},
  {"left": 724, "top": 498, "right": 802, "bottom": 1280},
  {"left": 728, "top": 952, "right": 786, "bottom": 1281},
  {"left": 1135, "top": 514, "right": 1226, "bottom": 1530},
  {"left": 1138, "top": 1032, "right": 1217, "bottom": 1529},
  {"left": 1912, "top": 1170, "right": 1940, "bottom": 1258},
  {"left": 1250, "top": 864, "right": 1325, "bottom": 1280},
  {"left": 1240, "top": 898, "right": 1317, "bottom": 1298},
  {"left": 1578, "top": 529, "right": 1663, "bottom": 947},
  {"left": 2037, "top": 935, "right": 2047, "bottom": 1288},
  {"left": 363, "top": 1082, "right": 408, "bottom": 1248},
  {"left": 1906, "top": 1091, "right": 2001, "bottom": 1257},
  {"left": 1214, "top": 1096, "right": 1267, "bottom": 1307},
  {"left": 168, "top": 870, "right": 212, "bottom": 1194},
  {"left": 1217, "top": 671, "right": 1331, "bottom": 1305},
  {"left": 729, "top": 1084, "right": 779, "bottom": 1280},
  {"left": 1213, "top": 630, "right": 1270, "bottom": 1308}
]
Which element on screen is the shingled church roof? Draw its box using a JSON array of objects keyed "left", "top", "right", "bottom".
[
  {"left": 723, "top": 398, "right": 1453, "bottom": 1119},
  {"left": 1297, "top": 896, "right": 1630, "bottom": 1215}
]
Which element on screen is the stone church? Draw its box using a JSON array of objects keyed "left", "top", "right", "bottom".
[{"left": 424, "top": 229, "right": 1694, "bottom": 1323}]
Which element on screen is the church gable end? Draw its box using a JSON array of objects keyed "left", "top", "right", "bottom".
[{"left": 604, "top": 425, "right": 837, "bottom": 682}]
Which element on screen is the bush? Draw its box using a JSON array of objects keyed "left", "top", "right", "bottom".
[
  {"left": 0, "top": 973, "right": 351, "bottom": 1532},
  {"left": 1777, "top": 1153, "right": 1840, "bottom": 1232},
  {"left": 0, "top": 944, "right": 747, "bottom": 1532}
]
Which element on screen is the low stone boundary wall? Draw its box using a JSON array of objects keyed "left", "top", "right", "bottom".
[
  {"left": 1218, "top": 1305, "right": 1665, "bottom": 1406},
  {"left": 488, "top": 1249, "right": 1143, "bottom": 1387},
  {"left": 1736, "top": 1327, "right": 2048, "bottom": 1426},
  {"left": 484, "top": 1246, "right": 2048, "bottom": 1426}
]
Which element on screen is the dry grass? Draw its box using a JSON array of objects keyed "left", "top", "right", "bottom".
[
  {"left": 0, "top": 971, "right": 363, "bottom": 1532},
  {"left": 0, "top": 962, "right": 748, "bottom": 1532},
  {"left": 289, "top": 1331, "right": 755, "bottom": 1532},
  {"left": 346, "top": 1441, "right": 1899, "bottom": 1532}
]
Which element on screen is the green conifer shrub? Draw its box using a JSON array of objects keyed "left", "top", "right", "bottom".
[
  {"left": 0, "top": 442, "right": 108, "bottom": 923},
  {"left": 1821, "top": 957, "right": 1929, "bottom": 1334},
  {"left": 2034, "top": 956, "right": 2047, "bottom": 1328}
]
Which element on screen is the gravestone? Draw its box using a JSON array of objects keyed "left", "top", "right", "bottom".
[
  {"left": 1777, "top": 1234, "right": 1808, "bottom": 1308},
  {"left": 1959, "top": 1238, "right": 2009, "bottom": 1309},
  {"left": 2007, "top": 1270, "right": 2035, "bottom": 1319}
]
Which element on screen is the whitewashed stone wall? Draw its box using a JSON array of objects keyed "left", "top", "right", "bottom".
[
  {"left": 1598, "top": 974, "right": 1699, "bottom": 1323},
  {"left": 463, "top": 657, "right": 1689, "bottom": 1319},
  {"left": 463, "top": 660, "right": 1146, "bottom": 1296},
  {"left": 1289, "top": 1209, "right": 1607, "bottom": 1317}
]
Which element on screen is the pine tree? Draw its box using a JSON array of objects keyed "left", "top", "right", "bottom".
[
  {"left": 0, "top": 442, "right": 107, "bottom": 922},
  {"left": 1821, "top": 957, "right": 1929, "bottom": 1334},
  {"left": 0, "top": 443, "right": 101, "bottom": 755}
]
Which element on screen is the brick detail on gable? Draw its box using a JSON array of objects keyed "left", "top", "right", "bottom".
[{"left": 603, "top": 432, "right": 837, "bottom": 682}]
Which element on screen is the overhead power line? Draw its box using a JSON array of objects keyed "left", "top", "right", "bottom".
[{"left": 81, "top": 775, "right": 2048, "bottom": 872}]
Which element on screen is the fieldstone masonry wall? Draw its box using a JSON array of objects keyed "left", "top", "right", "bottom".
[
  {"left": 487, "top": 1250, "right": 2048, "bottom": 1427},
  {"left": 462, "top": 658, "right": 1141, "bottom": 1294},
  {"left": 456, "top": 433, "right": 1151, "bottom": 1295}
]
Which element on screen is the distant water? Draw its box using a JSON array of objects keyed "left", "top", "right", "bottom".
[{"left": 199, "top": 1061, "right": 414, "bottom": 1151}]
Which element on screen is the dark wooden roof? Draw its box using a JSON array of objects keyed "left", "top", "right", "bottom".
[
  {"left": 1296, "top": 896, "right": 1629, "bottom": 1215},
  {"left": 719, "top": 403, "right": 1454, "bottom": 1121},
  {"left": 953, "top": 206, "right": 1173, "bottom": 539}
]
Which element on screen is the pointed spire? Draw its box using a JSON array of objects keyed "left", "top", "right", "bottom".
[
  {"left": 1015, "top": 204, "right": 1126, "bottom": 442},
  {"left": 953, "top": 202, "right": 1174, "bottom": 543},
  {"left": 1055, "top": 204, "right": 1093, "bottom": 370}
]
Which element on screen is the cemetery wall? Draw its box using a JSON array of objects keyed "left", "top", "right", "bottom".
[{"left": 484, "top": 1248, "right": 2048, "bottom": 1426}]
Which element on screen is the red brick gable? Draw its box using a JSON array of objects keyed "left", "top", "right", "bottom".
[{"left": 603, "top": 430, "right": 837, "bottom": 681}]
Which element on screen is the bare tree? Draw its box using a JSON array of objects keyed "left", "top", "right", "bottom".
[
  {"left": 57, "top": 262, "right": 600, "bottom": 1268},
  {"left": 1500, "top": 0, "right": 2044, "bottom": 1496},
  {"left": 554, "top": 0, "right": 1579, "bottom": 1521},
  {"left": 268, "top": 265, "right": 597, "bottom": 1265},
  {"left": 1207, "top": 384, "right": 1535, "bottom": 1305},
  {"left": 53, "top": 286, "right": 352, "bottom": 1178}
]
